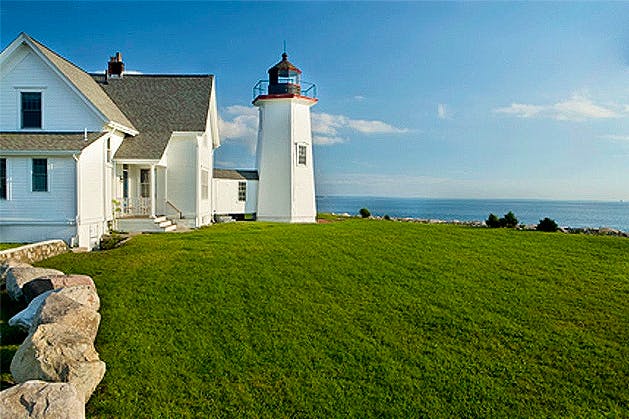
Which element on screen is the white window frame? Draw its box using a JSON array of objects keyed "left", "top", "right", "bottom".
[{"left": 16, "top": 87, "right": 45, "bottom": 130}]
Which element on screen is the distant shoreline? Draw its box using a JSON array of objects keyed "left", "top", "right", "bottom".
[{"left": 326, "top": 212, "right": 628, "bottom": 238}]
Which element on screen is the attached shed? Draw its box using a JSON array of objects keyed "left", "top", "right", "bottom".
[{"left": 212, "top": 169, "right": 258, "bottom": 218}]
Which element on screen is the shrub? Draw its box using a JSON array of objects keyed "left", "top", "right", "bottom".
[
  {"left": 100, "top": 233, "right": 128, "bottom": 250},
  {"left": 537, "top": 217, "right": 559, "bottom": 232},
  {"left": 384, "top": 214, "right": 391, "bottom": 221},
  {"left": 502, "top": 211, "right": 518, "bottom": 228},
  {"left": 486, "top": 213, "right": 501, "bottom": 228},
  {"left": 487, "top": 211, "right": 518, "bottom": 228},
  {"left": 359, "top": 208, "right": 371, "bottom": 218}
]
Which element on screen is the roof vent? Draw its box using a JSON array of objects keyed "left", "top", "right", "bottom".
[{"left": 107, "top": 52, "right": 124, "bottom": 79}]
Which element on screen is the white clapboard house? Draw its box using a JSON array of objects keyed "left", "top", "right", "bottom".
[{"left": 0, "top": 33, "right": 317, "bottom": 249}]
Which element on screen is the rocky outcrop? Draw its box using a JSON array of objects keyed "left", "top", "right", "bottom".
[
  {"left": 6, "top": 266, "right": 64, "bottom": 301},
  {"left": 48, "top": 274, "right": 95, "bottom": 290},
  {"left": 0, "top": 380, "right": 85, "bottom": 419},
  {"left": 10, "top": 323, "right": 106, "bottom": 403}
]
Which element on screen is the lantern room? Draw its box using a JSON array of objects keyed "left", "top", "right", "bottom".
[{"left": 268, "top": 52, "right": 302, "bottom": 95}]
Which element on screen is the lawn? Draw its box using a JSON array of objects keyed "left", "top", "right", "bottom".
[
  {"left": 5, "top": 220, "right": 628, "bottom": 417},
  {"left": 0, "top": 243, "right": 24, "bottom": 251}
]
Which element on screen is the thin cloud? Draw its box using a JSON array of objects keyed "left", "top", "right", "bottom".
[
  {"left": 437, "top": 103, "right": 452, "bottom": 120},
  {"left": 218, "top": 105, "right": 258, "bottom": 152},
  {"left": 220, "top": 106, "right": 408, "bottom": 150},
  {"left": 494, "top": 94, "right": 621, "bottom": 121},
  {"left": 354, "top": 95, "right": 366, "bottom": 101}
]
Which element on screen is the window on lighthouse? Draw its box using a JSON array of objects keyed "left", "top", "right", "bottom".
[{"left": 297, "top": 144, "right": 307, "bottom": 166}]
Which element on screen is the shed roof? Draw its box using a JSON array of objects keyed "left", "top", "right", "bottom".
[
  {"left": 92, "top": 74, "right": 213, "bottom": 159},
  {"left": 0, "top": 132, "right": 103, "bottom": 152},
  {"left": 213, "top": 169, "right": 259, "bottom": 180}
]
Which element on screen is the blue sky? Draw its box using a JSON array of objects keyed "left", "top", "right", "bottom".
[{"left": 2, "top": 1, "right": 628, "bottom": 200}]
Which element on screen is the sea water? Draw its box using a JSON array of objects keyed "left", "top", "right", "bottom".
[{"left": 316, "top": 196, "right": 629, "bottom": 232}]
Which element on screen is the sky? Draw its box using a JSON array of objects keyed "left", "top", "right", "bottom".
[{"left": 2, "top": 1, "right": 628, "bottom": 200}]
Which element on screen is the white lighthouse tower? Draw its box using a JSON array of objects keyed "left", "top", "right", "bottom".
[{"left": 253, "top": 53, "right": 318, "bottom": 223}]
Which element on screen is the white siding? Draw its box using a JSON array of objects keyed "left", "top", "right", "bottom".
[
  {"left": 213, "top": 178, "right": 258, "bottom": 215},
  {"left": 164, "top": 134, "right": 198, "bottom": 225},
  {"left": 0, "top": 44, "right": 103, "bottom": 132},
  {"left": 76, "top": 135, "right": 111, "bottom": 248},
  {"left": 0, "top": 155, "right": 77, "bottom": 243}
]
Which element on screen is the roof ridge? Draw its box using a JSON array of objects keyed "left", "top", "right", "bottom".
[
  {"left": 25, "top": 33, "right": 92, "bottom": 76},
  {"left": 90, "top": 73, "right": 214, "bottom": 78}
]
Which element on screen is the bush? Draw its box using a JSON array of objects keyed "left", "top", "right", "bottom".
[
  {"left": 100, "top": 233, "right": 128, "bottom": 250},
  {"left": 502, "top": 211, "right": 518, "bottom": 228},
  {"left": 384, "top": 214, "right": 391, "bottom": 221},
  {"left": 359, "top": 208, "right": 371, "bottom": 218},
  {"left": 537, "top": 217, "right": 559, "bottom": 232},
  {"left": 487, "top": 211, "right": 518, "bottom": 228},
  {"left": 486, "top": 213, "right": 501, "bottom": 228}
]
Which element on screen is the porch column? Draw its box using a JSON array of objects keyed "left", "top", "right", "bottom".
[{"left": 150, "top": 165, "right": 156, "bottom": 218}]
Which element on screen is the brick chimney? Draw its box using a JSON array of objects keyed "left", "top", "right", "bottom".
[{"left": 107, "top": 52, "right": 124, "bottom": 78}]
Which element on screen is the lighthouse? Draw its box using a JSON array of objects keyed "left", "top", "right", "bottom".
[{"left": 253, "top": 53, "right": 318, "bottom": 223}]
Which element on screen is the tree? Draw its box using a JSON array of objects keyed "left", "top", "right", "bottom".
[
  {"left": 486, "top": 213, "right": 501, "bottom": 228},
  {"left": 502, "top": 211, "right": 518, "bottom": 228},
  {"left": 537, "top": 217, "right": 558, "bottom": 232},
  {"left": 359, "top": 208, "right": 371, "bottom": 218}
]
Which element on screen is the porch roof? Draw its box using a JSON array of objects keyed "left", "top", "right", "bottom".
[{"left": 0, "top": 131, "right": 103, "bottom": 152}]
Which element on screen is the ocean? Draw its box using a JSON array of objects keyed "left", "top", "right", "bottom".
[{"left": 316, "top": 196, "right": 629, "bottom": 232}]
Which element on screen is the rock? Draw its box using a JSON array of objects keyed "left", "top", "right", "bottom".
[
  {"left": 0, "top": 261, "right": 30, "bottom": 289},
  {"left": 32, "top": 291, "right": 101, "bottom": 341},
  {"left": 52, "top": 285, "right": 100, "bottom": 311},
  {"left": 10, "top": 323, "right": 106, "bottom": 403},
  {"left": 22, "top": 277, "right": 54, "bottom": 303},
  {"left": 6, "top": 267, "right": 64, "bottom": 301},
  {"left": 8, "top": 291, "right": 54, "bottom": 331},
  {"left": 0, "top": 380, "right": 85, "bottom": 419},
  {"left": 47, "top": 274, "right": 95, "bottom": 290}
]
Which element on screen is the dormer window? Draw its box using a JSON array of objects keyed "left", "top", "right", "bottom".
[{"left": 21, "top": 92, "right": 42, "bottom": 129}]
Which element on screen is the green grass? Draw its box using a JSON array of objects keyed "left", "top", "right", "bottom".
[
  {"left": 0, "top": 243, "right": 24, "bottom": 251},
  {"left": 5, "top": 221, "right": 629, "bottom": 417}
]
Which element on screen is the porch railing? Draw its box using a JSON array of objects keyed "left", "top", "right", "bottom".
[{"left": 121, "top": 197, "right": 151, "bottom": 217}]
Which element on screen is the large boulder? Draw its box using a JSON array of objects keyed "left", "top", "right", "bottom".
[
  {"left": 51, "top": 284, "right": 100, "bottom": 311},
  {"left": 48, "top": 274, "right": 95, "bottom": 290},
  {"left": 10, "top": 323, "right": 106, "bottom": 403},
  {"left": 22, "top": 277, "right": 54, "bottom": 303},
  {"left": 6, "top": 266, "right": 64, "bottom": 301},
  {"left": 0, "top": 380, "right": 85, "bottom": 419},
  {"left": 8, "top": 290, "right": 54, "bottom": 331},
  {"left": 32, "top": 290, "right": 101, "bottom": 341},
  {"left": 0, "top": 261, "right": 31, "bottom": 289}
]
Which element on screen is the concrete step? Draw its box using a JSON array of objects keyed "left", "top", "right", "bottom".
[
  {"left": 154, "top": 215, "right": 167, "bottom": 224},
  {"left": 163, "top": 224, "right": 177, "bottom": 232},
  {"left": 157, "top": 220, "right": 172, "bottom": 228}
]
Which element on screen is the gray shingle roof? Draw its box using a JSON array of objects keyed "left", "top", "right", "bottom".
[
  {"left": 0, "top": 132, "right": 102, "bottom": 152},
  {"left": 26, "top": 34, "right": 137, "bottom": 132},
  {"left": 213, "top": 169, "right": 259, "bottom": 180},
  {"left": 91, "top": 74, "right": 213, "bottom": 160}
]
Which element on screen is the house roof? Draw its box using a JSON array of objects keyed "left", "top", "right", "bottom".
[
  {"left": 24, "top": 34, "right": 137, "bottom": 133},
  {"left": 0, "top": 132, "right": 103, "bottom": 152},
  {"left": 213, "top": 169, "right": 259, "bottom": 180},
  {"left": 91, "top": 74, "right": 213, "bottom": 160}
]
